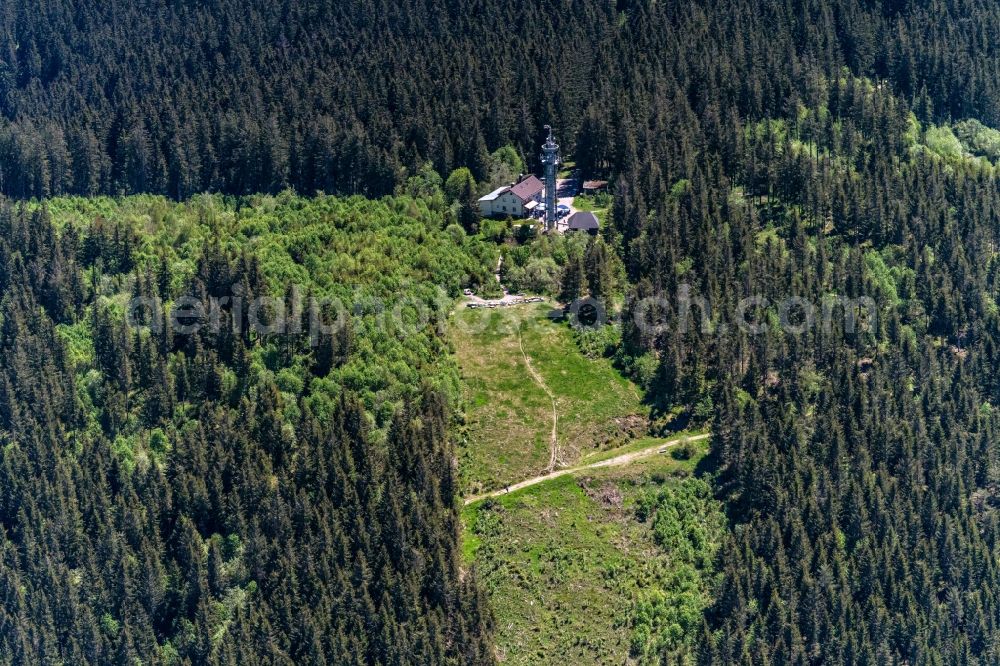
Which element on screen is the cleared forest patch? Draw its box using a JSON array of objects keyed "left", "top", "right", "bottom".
[
  {"left": 452, "top": 301, "right": 647, "bottom": 494},
  {"left": 461, "top": 439, "right": 716, "bottom": 665}
]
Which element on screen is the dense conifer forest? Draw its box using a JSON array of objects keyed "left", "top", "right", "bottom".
[
  {"left": 1, "top": 0, "right": 995, "bottom": 201},
  {"left": 5, "top": 0, "right": 1000, "bottom": 663},
  {"left": 0, "top": 195, "right": 497, "bottom": 663}
]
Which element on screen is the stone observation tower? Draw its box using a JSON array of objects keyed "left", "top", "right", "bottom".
[{"left": 540, "top": 125, "right": 561, "bottom": 232}]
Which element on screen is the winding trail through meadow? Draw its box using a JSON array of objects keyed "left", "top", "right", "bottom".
[{"left": 463, "top": 432, "right": 711, "bottom": 505}]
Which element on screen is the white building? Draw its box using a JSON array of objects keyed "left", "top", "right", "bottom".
[
  {"left": 478, "top": 186, "right": 509, "bottom": 217},
  {"left": 478, "top": 175, "right": 544, "bottom": 218}
]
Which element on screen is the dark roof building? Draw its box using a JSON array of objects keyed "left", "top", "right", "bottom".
[
  {"left": 567, "top": 211, "right": 599, "bottom": 233},
  {"left": 509, "top": 175, "right": 544, "bottom": 203}
]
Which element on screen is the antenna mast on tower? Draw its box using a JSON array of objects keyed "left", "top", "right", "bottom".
[{"left": 540, "top": 125, "right": 560, "bottom": 232}]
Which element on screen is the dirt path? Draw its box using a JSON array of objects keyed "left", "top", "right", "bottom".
[
  {"left": 463, "top": 433, "right": 711, "bottom": 505},
  {"left": 517, "top": 323, "right": 559, "bottom": 473}
]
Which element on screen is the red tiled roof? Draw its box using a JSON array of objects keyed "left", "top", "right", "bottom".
[{"left": 509, "top": 175, "right": 544, "bottom": 202}]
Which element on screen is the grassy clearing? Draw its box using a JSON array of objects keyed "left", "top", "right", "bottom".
[
  {"left": 572, "top": 194, "right": 611, "bottom": 220},
  {"left": 453, "top": 297, "right": 719, "bottom": 664},
  {"left": 452, "top": 301, "right": 647, "bottom": 494},
  {"left": 462, "top": 447, "right": 711, "bottom": 665}
]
